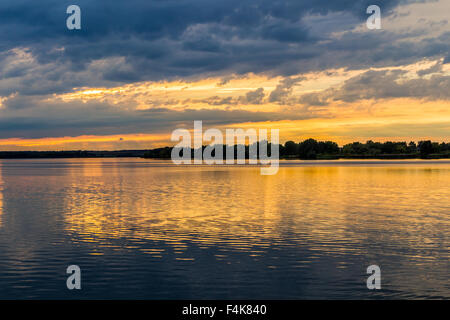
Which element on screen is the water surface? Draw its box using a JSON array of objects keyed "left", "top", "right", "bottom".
[{"left": 0, "top": 158, "right": 449, "bottom": 299}]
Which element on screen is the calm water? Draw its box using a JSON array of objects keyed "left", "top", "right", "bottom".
[{"left": 0, "top": 158, "right": 448, "bottom": 299}]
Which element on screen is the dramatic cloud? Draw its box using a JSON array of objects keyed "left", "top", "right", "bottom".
[
  {"left": 299, "top": 67, "right": 450, "bottom": 105},
  {"left": 0, "top": 0, "right": 444, "bottom": 95},
  {"left": 0, "top": 0, "right": 448, "bottom": 149}
]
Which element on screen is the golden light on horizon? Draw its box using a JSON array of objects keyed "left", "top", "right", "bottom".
[
  {"left": 0, "top": 95, "right": 449, "bottom": 151},
  {"left": 0, "top": 58, "right": 448, "bottom": 151}
]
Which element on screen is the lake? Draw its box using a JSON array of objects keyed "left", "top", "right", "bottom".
[{"left": 0, "top": 158, "right": 448, "bottom": 299}]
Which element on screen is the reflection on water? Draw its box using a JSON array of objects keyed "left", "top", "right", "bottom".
[
  {"left": 0, "top": 162, "right": 3, "bottom": 227},
  {"left": 0, "top": 159, "right": 449, "bottom": 299}
]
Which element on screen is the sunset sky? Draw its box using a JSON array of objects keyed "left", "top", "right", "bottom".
[{"left": 0, "top": 0, "right": 449, "bottom": 150}]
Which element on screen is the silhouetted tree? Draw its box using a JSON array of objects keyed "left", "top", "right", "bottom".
[
  {"left": 284, "top": 141, "right": 298, "bottom": 156},
  {"left": 298, "top": 139, "right": 319, "bottom": 159},
  {"left": 418, "top": 140, "right": 433, "bottom": 157}
]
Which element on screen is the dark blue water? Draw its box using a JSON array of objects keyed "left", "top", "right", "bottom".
[{"left": 0, "top": 159, "right": 449, "bottom": 299}]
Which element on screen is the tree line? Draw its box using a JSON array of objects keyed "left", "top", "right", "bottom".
[
  {"left": 143, "top": 139, "right": 450, "bottom": 160},
  {"left": 1, "top": 140, "right": 447, "bottom": 160}
]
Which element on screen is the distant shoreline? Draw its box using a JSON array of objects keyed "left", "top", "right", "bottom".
[
  {"left": 1, "top": 139, "right": 449, "bottom": 160},
  {"left": 0, "top": 150, "right": 147, "bottom": 159},
  {"left": 0, "top": 151, "right": 449, "bottom": 160}
]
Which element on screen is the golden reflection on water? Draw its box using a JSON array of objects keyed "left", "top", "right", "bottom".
[
  {"left": 0, "top": 159, "right": 448, "bottom": 298},
  {"left": 63, "top": 164, "right": 285, "bottom": 255},
  {"left": 61, "top": 160, "right": 450, "bottom": 261}
]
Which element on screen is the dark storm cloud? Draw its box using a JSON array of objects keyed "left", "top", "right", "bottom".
[{"left": 0, "top": 0, "right": 434, "bottom": 95}]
